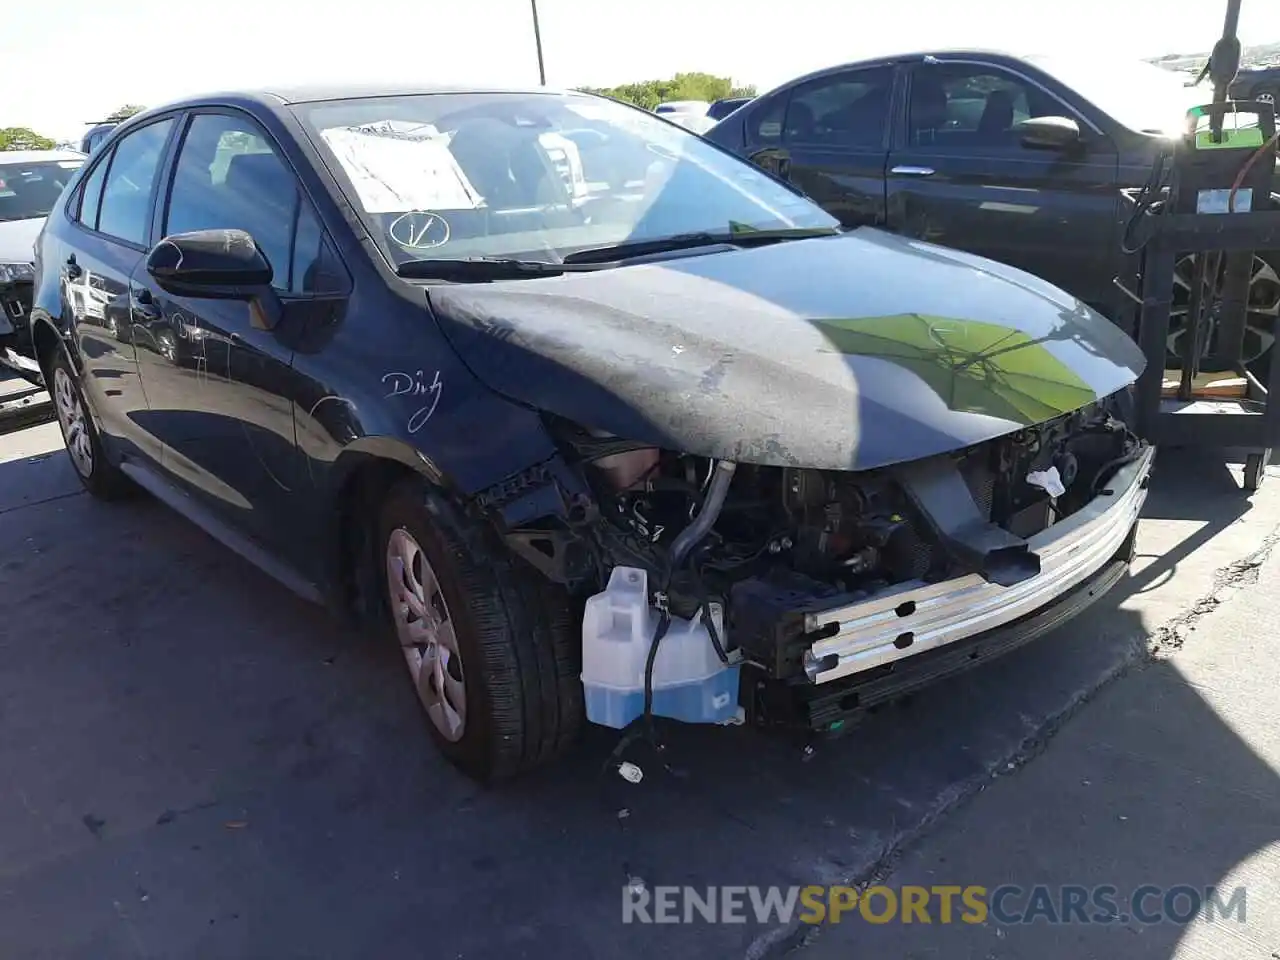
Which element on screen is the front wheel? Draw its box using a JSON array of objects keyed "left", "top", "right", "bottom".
[{"left": 376, "top": 479, "right": 583, "bottom": 782}]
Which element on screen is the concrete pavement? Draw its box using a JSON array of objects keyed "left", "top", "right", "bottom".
[
  {"left": 2, "top": 380, "right": 1279, "bottom": 959},
  {"left": 805, "top": 524, "right": 1280, "bottom": 960}
]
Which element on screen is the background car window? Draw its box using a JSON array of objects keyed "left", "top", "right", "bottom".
[
  {"left": 908, "top": 64, "right": 1060, "bottom": 148},
  {"left": 783, "top": 68, "right": 893, "bottom": 148},
  {"left": 165, "top": 113, "right": 300, "bottom": 292},
  {"left": 96, "top": 119, "right": 174, "bottom": 245},
  {"left": 0, "top": 158, "right": 83, "bottom": 223},
  {"left": 752, "top": 96, "right": 786, "bottom": 144},
  {"left": 76, "top": 155, "right": 109, "bottom": 229}
]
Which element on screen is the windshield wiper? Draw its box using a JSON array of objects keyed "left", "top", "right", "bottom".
[
  {"left": 561, "top": 226, "right": 842, "bottom": 265},
  {"left": 395, "top": 257, "right": 597, "bottom": 281}
]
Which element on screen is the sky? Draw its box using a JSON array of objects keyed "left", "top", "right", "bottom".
[{"left": 3, "top": 0, "right": 1277, "bottom": 143}]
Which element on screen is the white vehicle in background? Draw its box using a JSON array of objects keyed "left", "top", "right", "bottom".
[
  {"left": 654, "top": 101, "right": 716, "bottom": 135},
  {"left": 654, "top": 99, "right": 710, "bottom": 117},
  {"left": 663, "top": 113, "right": 718, "bottom": 134},
  {"left": 0, "top": 149, "right": 85, "bottom": 381}
]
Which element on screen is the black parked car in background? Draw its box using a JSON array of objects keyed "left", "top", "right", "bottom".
[
  {"left": 705, "top": 50, "right": 1280, "bottom": 369},
  {"left": 706, "top": 96, "right": 753, "bottom": 121},
  {"left": 79, "top": 121, "right": 121, "bottom": 156},
  {"left": 1230, "top": 64, "right": 1280, "bottom": 108},
  {"left": 28, "top": 85, "right": 1151, "bottom": 781}
]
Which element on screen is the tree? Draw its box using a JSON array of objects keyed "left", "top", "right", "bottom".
[
  {"left": 106, "top": 104, "right": 146, "bottom": 121},
  {"left": 577, "top": 73, "right": 756, "bottom": 111},
  {"left": 0, "top": 127, "right": 56, "bottom": 151}
]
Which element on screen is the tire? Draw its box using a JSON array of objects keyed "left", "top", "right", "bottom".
[
  {"left": 48, "top": 347, "right": 135, "bottom": 500},
  {"left": 376, "top": 478, "right": 583, "bottom": 782},
  {"left": 1253, "top": 87, "right": 1277, "bottom": 108}
]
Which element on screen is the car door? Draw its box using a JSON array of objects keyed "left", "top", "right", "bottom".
[
  {"left": 743, "top": 66, "right": 894, "bottom": 229},
  {"left": 131, "top": 108, "right": 344, "bottom": 560},
  {"left": 885, "top": 59, "right": 1119, "bottom": 309},
  {"left": 61, "top": 117, "right": 177, "bottom": 464}
]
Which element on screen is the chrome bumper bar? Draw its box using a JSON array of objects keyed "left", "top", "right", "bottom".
[
  {"left": 804, "top": 445, "right": 1155, "bottom": 685},
  {"left": 2, "top": 347, "right": 41, "bottom": 375}
]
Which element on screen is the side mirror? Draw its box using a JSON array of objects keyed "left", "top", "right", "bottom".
[
  {"left": 146, "top": 228, "right": 282, "bottom": 330},
  {"left": 1014, "top": 115, "right": 1082, "bottom": 150}
]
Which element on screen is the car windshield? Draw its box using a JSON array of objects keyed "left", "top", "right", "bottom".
[
  {"left": 0, "top": 158, "right": 83, "bottom": 222},
  {"left": 1027, "top": 55, "right": 1209, "bottom": 137},
  {"left": 294, "top": 92, "right": 836, "bottom": 266}
]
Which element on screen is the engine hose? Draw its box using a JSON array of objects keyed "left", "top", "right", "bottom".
[
  {"left": 667, "top": 460, "right": 738, "bottom": 577},
  {"left": 641, "top": 606, "right": 673, "bottom": 732},
  {"left": 1091, "top": 447, "right": 1143, "bottom": 495},
  {"left": 690, "top": 555, "right": 731, "bottom": 665}
]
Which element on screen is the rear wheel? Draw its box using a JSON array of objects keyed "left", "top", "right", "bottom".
[
  {"left": 48, "top": 348, "right": 134, "bottom": 500},
  {"left": 377, "top": 479, "right": 583, "bottom": 781}
]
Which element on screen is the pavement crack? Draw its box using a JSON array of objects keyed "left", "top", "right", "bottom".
[
  {"left": 0, "top": 489, "right": 84, "bottom": 516},
  {"left": 751, "top": 513, "right": 1280, "bottom": 960},
  {"left": 1147, "top": 521, "right": 1280, "bottom": 658}
]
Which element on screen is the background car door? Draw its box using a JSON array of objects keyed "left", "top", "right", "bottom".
[
  {"left": 746, "top": 66, "right": 894, "bottom": 229},
  {"left": 885, "top": 60, "right": 1119, "bottom": 310},
  {"left": 131, "top": 109, "right": 341, "bottom": 559},
  {"left": 61, "top": 117, "right": 176, "bottom": 463}
]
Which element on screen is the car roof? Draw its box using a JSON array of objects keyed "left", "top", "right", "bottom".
[
  {"left": 0, "top": 149, "right": 87, "bottom": 164},
  {"left": 762, "top": 48, "right": 1029, "bottom": 90},
  {"left": 139, "top": 83, "right": 586, "bottom": 118}
]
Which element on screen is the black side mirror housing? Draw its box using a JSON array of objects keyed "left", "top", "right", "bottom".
[
  {"left": 146, "top": 228, "right": 282, "bottom": 330},
  {"left": 1014, "top": 115, "right": 1082, "bottom": 150}
]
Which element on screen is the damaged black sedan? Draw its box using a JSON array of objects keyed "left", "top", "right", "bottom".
[{"left": 27, "top": 85, "right": 1152, "bottom": 781}]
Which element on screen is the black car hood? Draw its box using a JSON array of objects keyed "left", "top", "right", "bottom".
[{"left": 427, "top": 229, "right": 1146, "bottom": 471}]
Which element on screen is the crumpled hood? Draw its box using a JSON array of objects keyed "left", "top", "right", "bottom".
[
  {"left": 0, "top": 217, "right": 43, "bottom": 265},
  {"left": 427, "top": 228, "right": 1146, "bottom": 471}
]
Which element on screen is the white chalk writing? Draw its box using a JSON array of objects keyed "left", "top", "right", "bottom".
[{"left": 382, "top": 369, "right": 443, "bottom": 433}]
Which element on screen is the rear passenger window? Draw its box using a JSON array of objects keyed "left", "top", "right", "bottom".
[
  {"left": 97, "top": 119, "right": 174, "bottom": 245},
  {"left": 783, "top": 68, "right": 894, "bottom": 148},
  {"left": 75, "top": 155, "right": 109, "bottom": 229}
]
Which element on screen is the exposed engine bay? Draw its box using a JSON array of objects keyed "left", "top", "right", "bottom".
[{"left": 496, "top": 391, "right": 1148, "bottom": 731}]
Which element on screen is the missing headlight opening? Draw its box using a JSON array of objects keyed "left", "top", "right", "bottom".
[{"left": 515, "top": 396, "right": 1150, "bottom": 736}]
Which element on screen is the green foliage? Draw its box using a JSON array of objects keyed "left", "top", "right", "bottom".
[
  {"left": 578, "top": 72, "right": 756, "bottom": 111},
  {"left": 106, "top": 104, "right": 146, "bottom": 121},
  {"left": 0, "top": 127, "right": 56, "bottom": 151}
]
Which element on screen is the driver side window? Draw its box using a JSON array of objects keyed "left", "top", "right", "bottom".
[
  {"left": 908, "top": 63, "right": 1063, "bottom": 148},
  {"left": 164, "top": 113, "right": 299, "bottom": 292}
]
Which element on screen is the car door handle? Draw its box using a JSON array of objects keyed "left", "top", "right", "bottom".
[
  {"left": 65, "top": 255, "right": 82, "bottom": 280},
  {"left": 131, "top": 288, "right": 161, "bottom": 320},
  {"left": 891, "top": 165, "right": 936, "bottom": 177}
]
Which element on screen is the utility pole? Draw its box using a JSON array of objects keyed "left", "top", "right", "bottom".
[{"left": 530, "top": 0, "right": 547, "bottom": 86}]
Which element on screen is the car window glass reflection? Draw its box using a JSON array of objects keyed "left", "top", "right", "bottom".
[
  {"left": 97, "top": 119, "right": 174, "bottom": 245},
  {"left": 165, "top": 113, "right": 298, "bottom": 291}
]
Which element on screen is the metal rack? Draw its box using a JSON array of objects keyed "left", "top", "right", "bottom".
[{"left": 1121, "top": 203, "right": 1280, "bottom": 490}]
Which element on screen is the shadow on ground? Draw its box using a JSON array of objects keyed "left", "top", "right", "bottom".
[{"left": 0, "top": 442, "right": 1274, "bottom": 960}]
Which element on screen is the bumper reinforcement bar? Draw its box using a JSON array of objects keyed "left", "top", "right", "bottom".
[{"left": 804, "top": 446, "right": 1155, "bottom": 685}]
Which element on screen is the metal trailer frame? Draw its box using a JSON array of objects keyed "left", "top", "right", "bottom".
[{"left": 1127, "top": 206, "right": 1280, "bottom": 490}]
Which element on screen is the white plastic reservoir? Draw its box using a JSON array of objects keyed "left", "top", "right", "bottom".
[{"left": 581, "top": 566, "right": 742, "bottom": 729}]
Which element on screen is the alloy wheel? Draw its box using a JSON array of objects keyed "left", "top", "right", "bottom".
[
  {"left": 52, "top": 367, "right": 93, "bottom": 478},
  {"left": 1168, "top": 254, "right": 1280, "bottom": 368},
  {"left": 385, "top": 527, "right": 467, "bottom": 742}
]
